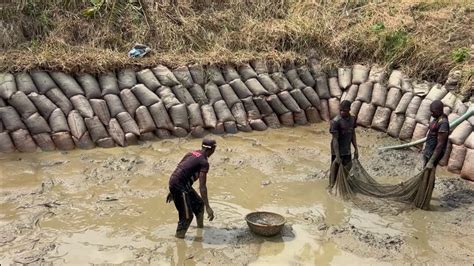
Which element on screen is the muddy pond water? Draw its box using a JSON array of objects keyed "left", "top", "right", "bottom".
[{"left": 1, "top": 124, "right": 473, "bottom": 265}]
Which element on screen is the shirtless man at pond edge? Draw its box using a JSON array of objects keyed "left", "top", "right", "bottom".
[
  {"left": 167, "top": 139, "right": 216, "bottom": 238},
  {"left": 328, "top": 100, "right": 359, "bottom": 189}
]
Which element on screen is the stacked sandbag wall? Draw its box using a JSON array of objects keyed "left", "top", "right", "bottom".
[{"left": 0, "top": 61, "right": 472, "bottom": 181}]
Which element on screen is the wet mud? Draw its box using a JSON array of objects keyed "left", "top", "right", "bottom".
[{"left": 1, "top": 125, "right": 473, "bottom": 265}]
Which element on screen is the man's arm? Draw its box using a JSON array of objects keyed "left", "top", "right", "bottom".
[
  {"left": 426, "top": 132, "right": 448, "bottom": 169},
  {"left": 198, "top": 171, "right": 214, "bottom": 221},
  {"left": 352, "top": 130, "right": 359, "bottom": 159},
  {"left": 330, "top": 120, "right": 341, "bottom": 162}
]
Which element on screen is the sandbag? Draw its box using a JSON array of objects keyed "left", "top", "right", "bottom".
[
  {"left": 245, "top": 78, "right": 269, "bottom": 96},
  {"left": 315, "top": 74, "right": 331, "bottom": 99},
  {"left": 135, "top": 106, "right": 156, "bottom": 133},
  {"left": 89, "top": 99, "right": 111, "bottom": 126},
  {"left": 214, "top": 100, "right": 235, "bottom": 122},
  {"left": 155, "top": 129, "right": 171, "bottom": 139},
  {"left": 32, "top": 133, "right": 56, "bottom": 151},
  {"left": 49, "top": 108, "right": 69, "bottom": 132},
  {"left": 371, "top": 83, "right": 387, "bottom": 107},
  {"left": 30, "top": 70, "right": 56, "bottom": 94},
  {"left": 8, "top": 91, "right": 37, "bottom": 119},
  {"left": 460, "top": 149, "right": 474, "bottom": 181},
  {"left": 99, "top": 72, "right": 120, "bottom": 95},
  {"left": 399, "top": 117, "right": 416, "bottom": 140},
  {"left": 268, "top": 60, "right": 283, "bottom": 74},
  {"left": 75, "top": 73, "right": 102, "bottom": 99},
  {"left": 413, "top": 81, "right": 430, "bottom": 97},
  {"left": 238, "top": 64, "right": 258, "bottom": 81},
  {"left": 116, "top": 112, "right": 140, "bottom": 135},
  {"left": 241, "top": 97, "right": 261, "bottom": 120},
  {"left": 224, "top": 121, "right": 238, "bottom": 134},
  {"left": 187, "top": 103, "right": 204, "bottom": 127},
  {"left": 85, "top": 116, "right": 109, "bottom": 142},
  {"left": 169, "top": 104, "right": 190, "bottom": 130},
  {"left": 0, "top": 132, "right": 15, "bottom": 153},
  {"left": 97, "top": 137, "right": 115, "bottom": 148},
  {"left": 350, "top": 101, "right": 362, "bottom": 117},
  {"left": 50, "top": 71, "right": 84, "bottom": 97},
  {"left": 279, "top": 112, "right": 294, "bottom": 127},
  {"left": 371, "top": 107, "right": 391, "bottom": 131},
  {"left": 394, "top": 92, "right": 414, "bottom": 114},
  {"left": 253, "top": 96, "right": 273, "bottom": 116},
  {"left": 67, "top": 110, "right": 86, "bottom": 139},
  {"left": 443, "top": 106, "right": 452, "bottom": 116},
  {"left": 28, "top": 93, "right": 57, "bottom": 119},
  {"left": 267, "top": 94, "right": 290, "bottom": 115},
  {"left": 189, "top": 84, "right": 208, "bottom": 105},
  {"left": 439, "top": 141, "right": 452, "bottom": 167},
  {"left": 207, "top": 65, "right": 226, "bottom": 86},
  {"left": 412, "top": 123, "right": 429, "bottom": 141},
  {"left": 454, "top": 99, "right": 468, "bottom": 115},
  {"left": 285, "top": 69, "right": 306, "bottom": 90},
  {"left": 355, "top": 82, "right": 373, "bottom": 103},
  {"left": 356, "top": 103, "right": 376, "bottom": 127},
  {"left": 328, "top": 77, "right": 342, "bottom": 98},
  {"left": 342, "top": 85, "right": 358, "bottom": 103},
  {"left": 319, "top": 99, "right": 330, "bottom": 122},
  {"left": 152, "top": 65, "right": 180, "bottom": 87},
  {"left": 222, "top": 65, "right": 241, "bottom": 83},
  {"left": 171, "top": 85, "right": 196, "bottom": 105},
  {"left": 271, "top": 72, "right": 292, "bottom": 91},
  {"left": 406, "top": 96, "right": 422, "bottom": 118},
  {"left": 0, "top": 106, "right": 26, "bottom": 131},
  {"left": 385, "top": 87, "right": 403, "bottom": 110},
  {"left": 71, "top": 95, "right": 94, "bottom": 118},
  {"left": 172, "top": 66, "right": 194, "bottom": 88},
  {"left": 15, "top": 72, "right": 38, "bottom": 94},
  {"left": 297, "top": 65, "right": 315, "bottom": 87},
  {"left": 290, "top": 89, "right": 311, "bottom": 110},
  {"left": 257, "top": 74, "right": 280, "bottom": 94},
  {"left": 415, "top": 99, "right": 433, "bottom": 126},
  {"left": 205, "top": 82, "right": 223, "bottom": 105},
  {"left": 249, "top": 119, "right": 267, "bottom": 131},
  {"left": 263, "top": 113, "right": 281, "bottom": 128},
  {"left": 447, "top": 144, "right": 466, "bottom": 174},
  {"left": 119, "top": 89, "right": 141, "bottom": 117},
  {"left": 387, "top": 113, "right": 405, "bottom": 138},
  {"left": 328, "top": 98, "right": 340, "bottom": 119},
  {"left": 125, "top": 132, "right": 139, "bottom": 145},
  {"left": 201, "top": 104, "right": 217, "bottom": 129},
  {"left": 45, "top": 88, "right": 73, "bottom": 115},
  {"left": 219, "top": 84, "right": 240, "bottom": 108},
  {"left": 117, "top": 68, "right": 137, "bottom": 90},
  {"left": 441, "top": 92, "right": 457, "bottom": 109},
  {"left": 302, "top": 87, "right": 321, "bottom": 110},
  {"left": 306, "top": 107, "right": 322, "bottom": 123},
  {"left": 157, "top": 87, "right": 181, "bottom": 109},
  {"left": 131, "top": 84, "right": 160, "bottom": 106},
  {"left": 136, "top": 69, "right": 161, "bottom": 91},
  {"left": 51, "top": 132, "right": 75, "bottom": 150},
  {"left": 401, "top": 77, "right": 413, "bottom": 93},
  {"left": 11, "top": 129, "right": 37, "bottom": 152},
  {"left": 352, "top": 65, "right": 369, "bottom": 84},
  {"left": 337, "top": 67, "right": 352, "bottom": 89},
  {"left": 464, "top": 132, "right": 474, "bottom": 149},
  {"left": 25, "top": 112, "right": 51, "bottom": 134},
  {"left": 388, "top": 70, "right": 403, "bottom": 89},
  {"left": 425, "top": 84, "right": 447, "bottom": 101},
  {"left": 190, "top": 126, "right": 207, "bottom": 138},
  {"left": 229, "top": 79, "right": 253, "bottom": 99},
  {"left": 278, "top": 91, "right": 300, "bottom": 112},
  {"left": 368, "top": 65, "right": 386, "bottom": 84},
  {"left": 448, "top": 121, "right": 472, "bottom": 145},
  {"left": 251, "top": 60, "right": 268, "bottom": 75},
  {"left": 189, "top": 64, "right": 205, "bottom": 85},
  {"left": 104, "top": 94, "right": 126, "bottom": 117},
  {"left": 294, "top": 110, "right": 308, "bottom": 125},
  {"left": 149, "top": 101, "right": 174, "bottom": 130},
  {"left": 231, "top": 102, "right": 249, "bottom": 129}
]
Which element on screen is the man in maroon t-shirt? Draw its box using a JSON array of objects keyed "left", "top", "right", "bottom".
[{"left": 167, "top": 139, "right": 216, "bottom": 238}]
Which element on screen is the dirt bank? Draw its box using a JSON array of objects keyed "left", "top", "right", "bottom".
[{"left": 0, "top": 125, "right": 473, "bottom": 265}]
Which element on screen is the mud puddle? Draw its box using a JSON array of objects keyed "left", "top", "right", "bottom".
[{"left": 1, "top": 125, "right": 473, "bottom": 265}]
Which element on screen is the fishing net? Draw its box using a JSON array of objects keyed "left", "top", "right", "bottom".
[{"left": 330, "top": 159, "right": 435, "bottom": 210}]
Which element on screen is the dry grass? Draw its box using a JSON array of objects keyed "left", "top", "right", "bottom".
[{"left": 1, "top": 0, "right": 473, "bottom": 94}]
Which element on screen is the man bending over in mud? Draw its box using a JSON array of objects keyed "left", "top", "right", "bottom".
[
  {"left": 423, "top": 100, "right": 449, "bottom": 170},
  {"left": 328, "top": 100, "right": 359, "bottom": 189},
  {"left": 167, "top": 139, "right": 216, "bottom": 238}
]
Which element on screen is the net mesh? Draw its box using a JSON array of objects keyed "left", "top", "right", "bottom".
[{"left": 330, "top": 159, "right": 435, "bottom": 210}]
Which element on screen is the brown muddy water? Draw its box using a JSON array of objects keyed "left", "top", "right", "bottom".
[{"left": 1, "top": 124, "right": 473, "bottom": 265}]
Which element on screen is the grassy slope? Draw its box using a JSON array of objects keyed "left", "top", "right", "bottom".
[{"left": 0, "top": 0, "right": 472, "bottom": 94}]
